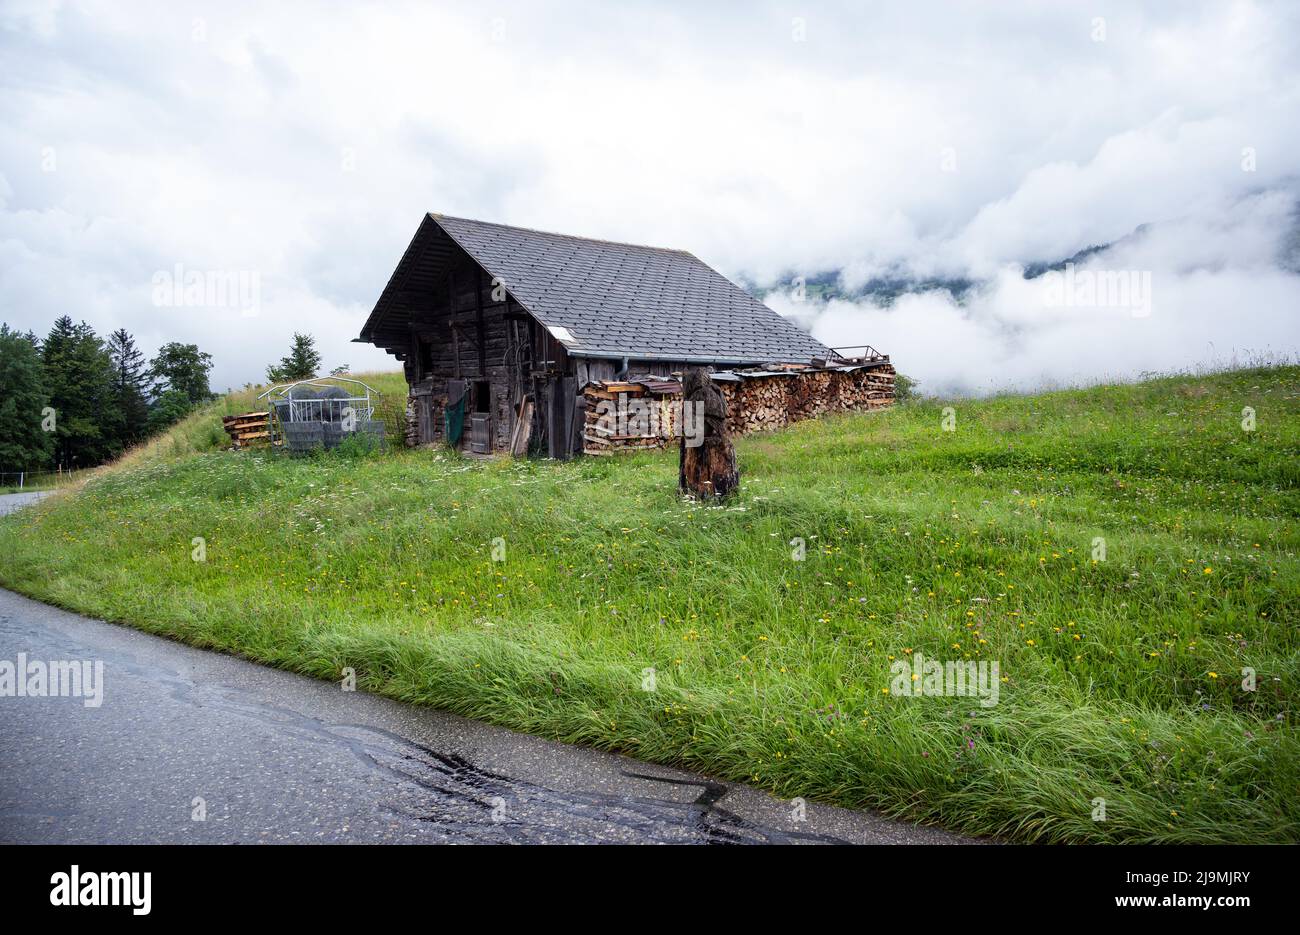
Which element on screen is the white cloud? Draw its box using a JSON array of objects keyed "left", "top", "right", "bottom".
[
  {"left": 778, "top": 191, "right": 1300, "bottom": 395},
  {"left": 0, "top": 0, "right": 1297, "bottom": 391}
]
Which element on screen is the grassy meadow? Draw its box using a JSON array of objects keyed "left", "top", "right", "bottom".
[{"left": 1, "top": 365, "right": 1296, "bottom": 842}]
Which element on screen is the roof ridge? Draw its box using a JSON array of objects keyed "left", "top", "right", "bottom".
[{"left": 429, "top": 212, "right": 692, "bottom": 256}]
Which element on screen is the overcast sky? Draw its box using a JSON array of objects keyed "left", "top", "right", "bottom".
[{"left": 1, "top": 0, "right": 1297, "bottom": 393}]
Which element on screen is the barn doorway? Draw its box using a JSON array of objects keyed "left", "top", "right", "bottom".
[{"left": 469, "top": 381, "right": 492, "bottom": 453}]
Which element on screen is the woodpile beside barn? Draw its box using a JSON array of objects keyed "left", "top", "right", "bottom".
[
  {"left": 581, "top": 358, "right": 895, "bottom": 455},
  {"left": 718, "top": 360, "right": 896, "bottom": 434},
  {"left": 359, "top": 213, "right": 894, "bottom": 459}
]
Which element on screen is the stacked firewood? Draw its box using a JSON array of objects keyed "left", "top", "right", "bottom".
[
  {"left": 720, "top": 365, "right": 896, "bottom": 435},
  {"left": 580, "top": 363, "right": 896, "bottom": 456},
  {"left": 581, "top": 381, "right": 674, "bottom": 455},
  {"left": 221, "top": 412, "right": 272, "bottom": 449}
]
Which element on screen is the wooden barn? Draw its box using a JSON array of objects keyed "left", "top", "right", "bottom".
[{"left": 357, "top": 214, "right": 893, "bottom": 457}]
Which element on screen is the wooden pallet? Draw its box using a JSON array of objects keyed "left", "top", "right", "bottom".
[{"left": 222, "top": 412, "right": 271, "bottom": 449}]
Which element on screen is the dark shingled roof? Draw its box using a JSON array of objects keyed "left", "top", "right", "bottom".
[{"left": 361, "top": 213, "right": 831, "bottom": 365}]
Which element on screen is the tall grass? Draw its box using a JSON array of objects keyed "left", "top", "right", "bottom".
[{"left": 1, "top": 365, "right": 1296, "bottom": 842}]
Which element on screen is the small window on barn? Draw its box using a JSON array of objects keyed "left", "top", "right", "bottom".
[
  {"left": 417, "top": 337, "right": 434, "bottom": 377},
  {"left": 473, "top": 381, "right": 491, "bottom": 413}
]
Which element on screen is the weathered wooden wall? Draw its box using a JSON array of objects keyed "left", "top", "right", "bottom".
[{"left": 404, "top": 247, "right": 533, "bottom": 452}]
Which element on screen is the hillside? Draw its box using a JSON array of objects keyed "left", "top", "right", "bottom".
[{"left": 1, "top": 366, "right": 1296, "bottom": 843}]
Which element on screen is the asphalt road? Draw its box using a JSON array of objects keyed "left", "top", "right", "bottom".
[
  {"left": 0, "top": 493, "right": 969, "bottom": 845},
  {"left": 0, "top": 491, "right": 49, "bottom": 516}
]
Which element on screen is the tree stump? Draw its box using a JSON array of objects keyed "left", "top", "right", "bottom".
[{"left": 679, "top": 367, "right": 739, "bottom": 500}]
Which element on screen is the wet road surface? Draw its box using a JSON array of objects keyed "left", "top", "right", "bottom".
[{"left": 0, "top": 496, "right": 970, "bottom": 844}]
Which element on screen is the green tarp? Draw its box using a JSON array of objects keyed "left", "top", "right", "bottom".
[{"left": 444, "top": 395, "right": 466, "bottom": 446}]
